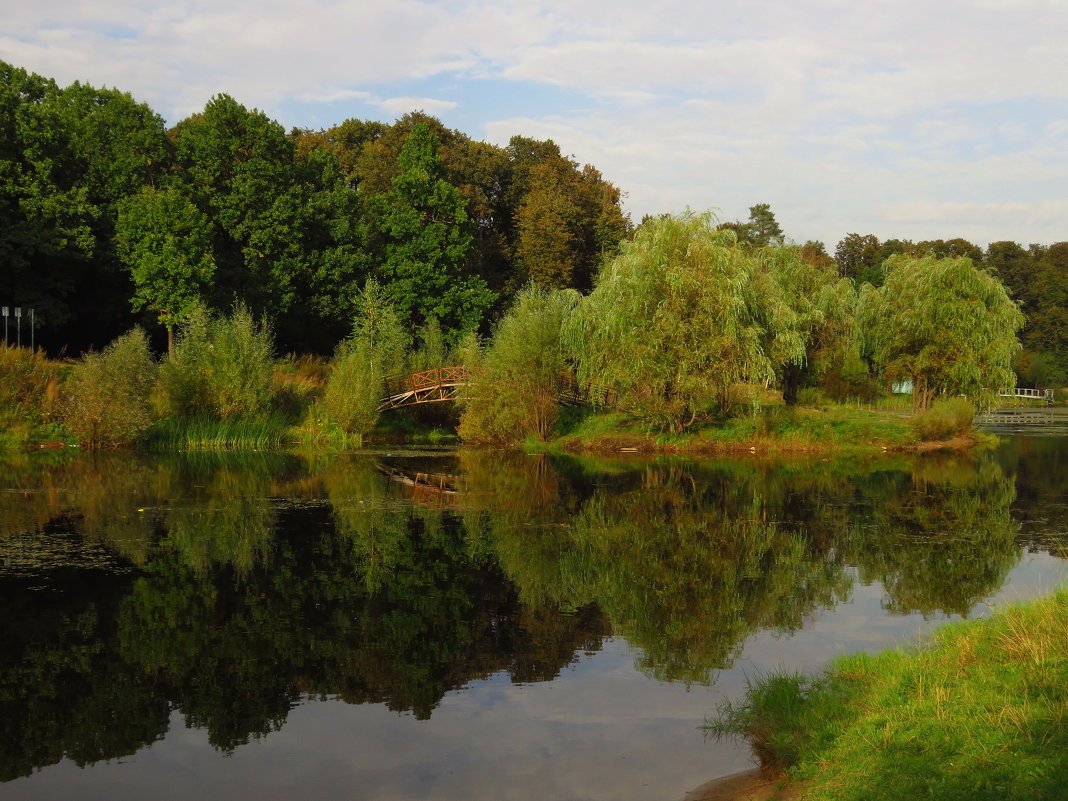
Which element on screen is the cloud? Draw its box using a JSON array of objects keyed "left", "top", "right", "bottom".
[
  {"left": 3, "top": 0, "right": 1067, "bottom": 247},
  {"left": 298, "top": 88, "right": 375, "bottom": 104},
  {"left": 378, "top": 96, "right": 459, "bottom": 115}
]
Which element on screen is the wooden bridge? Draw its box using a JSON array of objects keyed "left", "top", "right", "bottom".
[
  {"left": 378, "top": 366, "right": 474, "bottom": 410},
  {"left": 377, "top": 366, "right": 618, "bottom": 411}
]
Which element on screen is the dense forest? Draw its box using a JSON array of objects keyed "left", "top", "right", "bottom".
[
  {"left": 0, "top": 60, "right": 629, "bottom": 354},
  {"left": 1, "top": 60, "right": 1064, "bottom": 388}
]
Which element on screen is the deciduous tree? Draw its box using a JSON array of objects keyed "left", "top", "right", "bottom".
[{"left": 864, "top": 254, "right": 1024, "bottom": 410}]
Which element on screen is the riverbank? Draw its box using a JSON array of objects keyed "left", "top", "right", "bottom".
[
  {"left": 703, "top": 588, "right": 1068, "bottom": 801},
  {"left": 530, "top": 404, "right": 991, "bottom": 456}
]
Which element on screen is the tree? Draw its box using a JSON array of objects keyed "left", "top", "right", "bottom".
[
  {"left": 835, "top": 233, "right": 881, "bottom": 284},
  {"left": 514, "top": 163, "right": 580, "bottom": 289},
  {"left": 317, "top": 279, "right": 411, "bottom": 441},
  {"left": 755, "top": 246, "right": 857, "bottom": 405},
  {"left": 564, "top": 213, "right": 787, "bottom": 431},
  {"left": 458, "top": 284, "right": 580, "bottom": 444},
  {"left": 863, "top": 254, "right": 1024, "bottom": 410},
  {"left": 115, "top": 188, "right": 216, "bottom": 352},
  {"left": 0, "top": 62, "right": 170, "bottom": 349},
  {"left": 746, "top": 203, "right": 784, "bottom": 247},
  {"left": 370, "top": 123, "right": 495, "bottom": 337},
  {"left": 62, "top": 328, "right": 157, "bottom": 447}
]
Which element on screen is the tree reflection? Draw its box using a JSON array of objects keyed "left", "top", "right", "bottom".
[
  {"left": 0, "top": 443, "right": 1051, "bottom": 780},
  {"left": 853, "top": 453, "right": 1021, "bottom": 615}
]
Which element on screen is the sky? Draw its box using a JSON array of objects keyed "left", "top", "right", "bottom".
[{"left": 3, "top": 0, "right": 1067, "bottom": 249}]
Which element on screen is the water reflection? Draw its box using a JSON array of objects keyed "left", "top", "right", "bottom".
[{"left": 0, "top": 442, "right": 1061, "bottom": 785}]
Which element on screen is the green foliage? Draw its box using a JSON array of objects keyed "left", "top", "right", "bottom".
[
  {"left": 410, "top": 315, "right": 448, "bottom": 371},
  {"left": 565, "top": 212, "right": 779, "bottom": 431},
  {"left": 370, "top": 122, "right": 495, "bottom": 336},
  {"left": 707, "top": 589, "right": 1068, "bottom": 800},
  {"left": 62, "top": 328, "right": 157, "bottom": 448},
  {"left": 864, "top": 254, "right": 1024, "bottom": 411},
  {"left": 311, "top": 279, "right": 410, "bottom": 443},
  {"left": 0, "top": 61, "right": 171, "bottom": 348},
  {"left": 754, "top": 244, "right": 857, "bottom": 405},
  {"left": 0, "top": 346, "right": 63, "bottom": 446},
  {"left": 158, "top": 303, "right": 275, "bottom": 420},
  {"left": 459, "top": 284, "right": 580, "bottom": 444},
  {"left": 114, "top": 187, "right": 216, "bottom": 345},
  {"left": 909, "top": 397, "right": 976, "bottom": 441}
]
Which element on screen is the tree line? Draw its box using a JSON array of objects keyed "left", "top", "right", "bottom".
[
  {"left": 0, "top": 60, "right": 629, "bottom": 354},
  {"left": 2, "top": 60, "right": 1064, "bottom": 414}
]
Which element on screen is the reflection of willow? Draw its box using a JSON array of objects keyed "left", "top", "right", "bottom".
[
  {"left": 995, "top": 436, "right": 1068, "bottom": 558},
  {"left": 480, "top": 461, "right": 852, "bottom": 685},
  {"left": 854, "top": 453, "right": 1021, "bottom": 616}
]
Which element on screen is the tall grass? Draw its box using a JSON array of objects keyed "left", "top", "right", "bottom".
[
  {"left": 147, "top": 413, "right": 289, "bottom": 450},
  {"left": 909, "top": 397, "right": 975, "bottom": 441},
  {"left": 707, "top": 588, "right": 1068, "bottom": 800},
  {"left": 0, "top": 346, "right": 65, "bottom": 447}
]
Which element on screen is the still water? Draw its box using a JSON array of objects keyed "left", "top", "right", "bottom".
[{"left": 1, "top": 430, "right": 1066, "bottom": 801}]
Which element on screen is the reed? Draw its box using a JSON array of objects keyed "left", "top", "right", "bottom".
[{"left": 147, "top": 413, "right": 289, "bottom": 450}]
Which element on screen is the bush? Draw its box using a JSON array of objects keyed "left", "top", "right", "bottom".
[
  {"left": 0, "top": 346, "right": 63, "bottom": 445},
  {"left": 158, "top": 303, "right": 275, "bottom": 419},
  {"left": 909, "top": 397, "right": 975, "bottom": 441},
  {"left": 63, "top": 328, "right": 157, "bottom": 448},
  {"left": 307, "top": 279, "right": 410, "bottom": 444},
  {"left": 315, "top": 339, "right": 383, "bottom": 441},
  {"left": 459, "top": 284, "right": 579, "bottom": 445}
]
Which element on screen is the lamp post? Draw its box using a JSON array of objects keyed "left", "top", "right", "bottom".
[
  {"left": 15, "top": 306, "right": 21, "bottom": 348},
  {"left": 2, "top": 307, "right": 7, "bottom": 345}
]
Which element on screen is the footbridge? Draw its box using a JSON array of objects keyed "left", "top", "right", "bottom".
[{"left": 377, "top": 366, "right": 618, "bottom": 411}]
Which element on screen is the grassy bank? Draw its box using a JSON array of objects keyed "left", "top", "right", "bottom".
[
  {"left": 707, "top": 588, "right": 1068, "bottom": 801},
  {"left": 533, "top": 400, "right": 987, "bottom": 456}
]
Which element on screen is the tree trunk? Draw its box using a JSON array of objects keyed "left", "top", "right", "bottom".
[{"left": 782, "top": 364, "right": 803, "bottom": 406}]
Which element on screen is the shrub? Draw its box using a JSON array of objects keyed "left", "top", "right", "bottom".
[
  {"left": 459, "top": 284, "right": 579, "bottom": 445},
  {"left": 311, "top": 279, "right": 410, "bottom": 444},
  {"left": 0, "top": 346, "right": 63, "bottom": 442},
  {"left": 909, "top": 397, "right": 976, "bottom": 441},
  {"left": 158, "top": 303, "right": 275, "bottom": 419},
  {"left": 63, "top": 328, "right": 157, "bottom": 448}
]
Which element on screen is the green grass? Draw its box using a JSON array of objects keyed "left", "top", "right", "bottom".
[
  {"left": 535, "top": 404, "right": 921, "bottom": 454},
  {"left": 706, "top": 588, "right": 1068, "bottom": 800},
  {"left": 146, "top": 413, "right": 290, "bottom": 450}
]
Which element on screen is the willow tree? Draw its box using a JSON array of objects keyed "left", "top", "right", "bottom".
[
  {"left": 564, "top": 212, "right": 794, "bottom": 431},
  {"left": 458, "top": 284, "right": 580, "bottom": 445},
  {"left": 864, "top": 254, "right": 1024, "bottom": 411},
  {"left": 754, "top": 245, "right": 857, "bottom": 405}
]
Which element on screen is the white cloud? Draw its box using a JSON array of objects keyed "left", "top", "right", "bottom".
[
  {"left": 298, "top": 88, "right": 375, "bottom": 104},
  {"left": 377, "top": 96, "right": 459, "bottom": 115},
  {"left": 3, "top": 0, "right": 1067, "bottom": 246}
]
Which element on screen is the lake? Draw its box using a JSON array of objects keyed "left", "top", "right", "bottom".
[{"left": 1, "top": 424, "right": 1066, "bottom": 800}]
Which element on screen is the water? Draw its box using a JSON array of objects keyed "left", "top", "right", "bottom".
[{"left": 1, "top": 434, "right": 1066, "bottom": 801}]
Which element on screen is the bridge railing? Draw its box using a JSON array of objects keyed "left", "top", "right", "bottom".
[
  {"left": 998, "top": 387, "right": 1054, "bottom": 402},
  {"left": 382, "top": 366, "right": 474, "bottom": 397}
]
